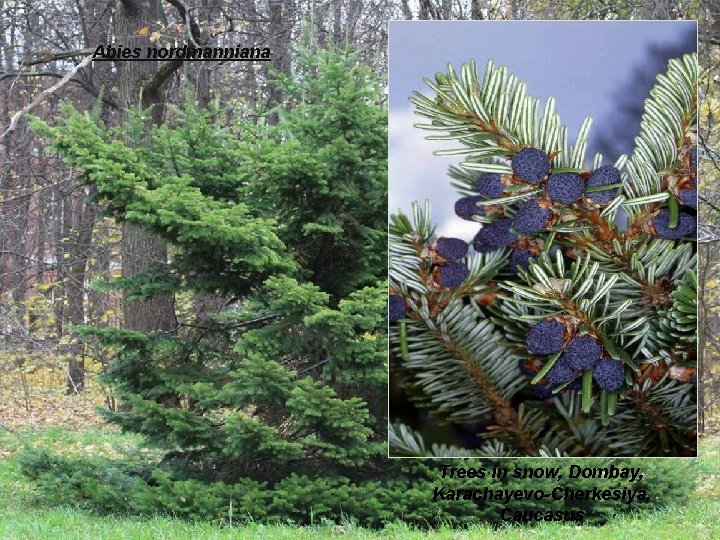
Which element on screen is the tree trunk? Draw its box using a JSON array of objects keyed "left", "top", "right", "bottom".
[
  {"left": 113, "top": 0, "right": 179, "bottom": 409},
  {"left": 698, "top": 242, "right": 711, "bottom": 434},
  {"left": 114, "top": 0, "right": 176, "bottom": 330},
  {"left": 121, "top": 229, "right": 177, "bottom": 331},
  {"left": 66, "top": 188, "right": 97, "bottom": 393}
]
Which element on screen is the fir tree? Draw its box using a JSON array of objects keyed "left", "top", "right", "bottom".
[
  {"left": 24, "top": 48, "right": 389, "bottom": 518},
  {"left": 390, "top": 54, "right": 697, "bottom": 457}
]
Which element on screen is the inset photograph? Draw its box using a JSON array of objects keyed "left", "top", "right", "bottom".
[{"left": 389, "top": 21, "right": 698, "bottom": 457}]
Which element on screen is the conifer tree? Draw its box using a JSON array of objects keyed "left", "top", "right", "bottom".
[
  {"left": 25, "top": 47, "right": 389, "bottom": 513},
  {"left": 390, "top": 54, "right": 698, "bottom": 457}
]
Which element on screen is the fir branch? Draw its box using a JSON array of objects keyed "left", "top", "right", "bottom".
[
  {"left": 388, "top": 423, "right": 482, "bottom": 457},
  {"left": 603, "top": 380, "right": 696, "bottom": 456},
  {"left": 392, "top": 53, "right": 697, "bottom": 457},
  {"left": 411, "top": 60, "right": 591, "bottom": 170},
  {"left": 390, "top": 203, "right": 539, "bottom": 454},
  {"left": 623, "top": 53, "right": 698, "bottom": 213}
]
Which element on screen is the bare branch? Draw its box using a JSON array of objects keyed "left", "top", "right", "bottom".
[
  {"left": 0, "top": 71, "right": 118, "bottom": 109},
  {"left": 166, "top": 0, "right": 202, "bottom": 47},
  {"left": 20, "top": 48, "right": 96, "bottom": 67},
  {"left": 142, "top": 59, "right": 182, "bottom": 100},
  {"left": 0, "top": 55, "right": 94, "bottom": 142}
]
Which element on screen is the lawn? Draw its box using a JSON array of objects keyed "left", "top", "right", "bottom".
[{"left": 1, "top": 428, "right": 719, "bottom": 539}]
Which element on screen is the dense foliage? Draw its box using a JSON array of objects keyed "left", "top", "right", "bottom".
[
  {"left": 19, "top": 448, "right": 695, "bottom": 526},
  {"left": 390, "top": 55, "right": 698, "bottom": 457}
]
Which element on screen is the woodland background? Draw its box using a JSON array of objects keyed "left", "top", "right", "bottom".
[{"left": 0, "top": 0, "right": 719, "bottom": 537}]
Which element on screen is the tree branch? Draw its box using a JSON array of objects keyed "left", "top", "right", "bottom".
[
  {"left": 0, "top": 55, "right": 94, "bottom": 143},
  {"left": 20, "top": 48, "right": 96, "bottom": 67},
  {"left": 0, "top": 71, "right": 118, "bottom": 109},
  {"left": 166, "top": 0, "right": 202, "bottom": 47},
  {"left": 700, "top": 194, "right": 720, "bottom": 215},
  {"left": 141, "top": 59, "right": 183, "bottom": 100}
]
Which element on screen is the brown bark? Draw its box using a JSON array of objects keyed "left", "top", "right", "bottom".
[
  {"left": 66, "top": 187, "right": 97, "bottom": 393},
  {"left": 114, "top": 0, "right": 177, "bottom": 338},
  {"left": 121, "top": 227, "right": 177, "bottom": 331},
  {"left": 400, "top": 0, "right": 413, "bottom": 19},
  {"left": 698, "top": 240, "right": 714, "bottom": 433},
  {"left": 333, "top": 0, "right": 343, "bottom": 46}
]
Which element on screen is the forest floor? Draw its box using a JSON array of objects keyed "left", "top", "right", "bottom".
[
  {"left": 0, "top": 380, "right": 719, "bottom": 538},
  {"left": 0, "top": 367, "right": 106, "bottom": 430}
]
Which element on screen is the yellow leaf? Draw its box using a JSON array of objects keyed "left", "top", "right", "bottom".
[{"left": 137, "top": 26, "right": 150, "bottom": 36}]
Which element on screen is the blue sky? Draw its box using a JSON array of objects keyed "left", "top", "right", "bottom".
[{"left": 389, "top": 20, "right": 697, "bottom": 239}]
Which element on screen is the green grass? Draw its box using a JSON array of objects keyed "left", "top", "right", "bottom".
[
  {"left": 1, "top": 501, "right": 718, "bottom": 540},
  {"left": 1, "top": 428, "right": 719, "bottom": 539}
]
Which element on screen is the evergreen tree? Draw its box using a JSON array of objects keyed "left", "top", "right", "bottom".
[
  {"left": 25, "top": 48, "right": 389, "bottom": 515},
  {"left": 390, "top": 54, "right": 698, "bottom": 457}
]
